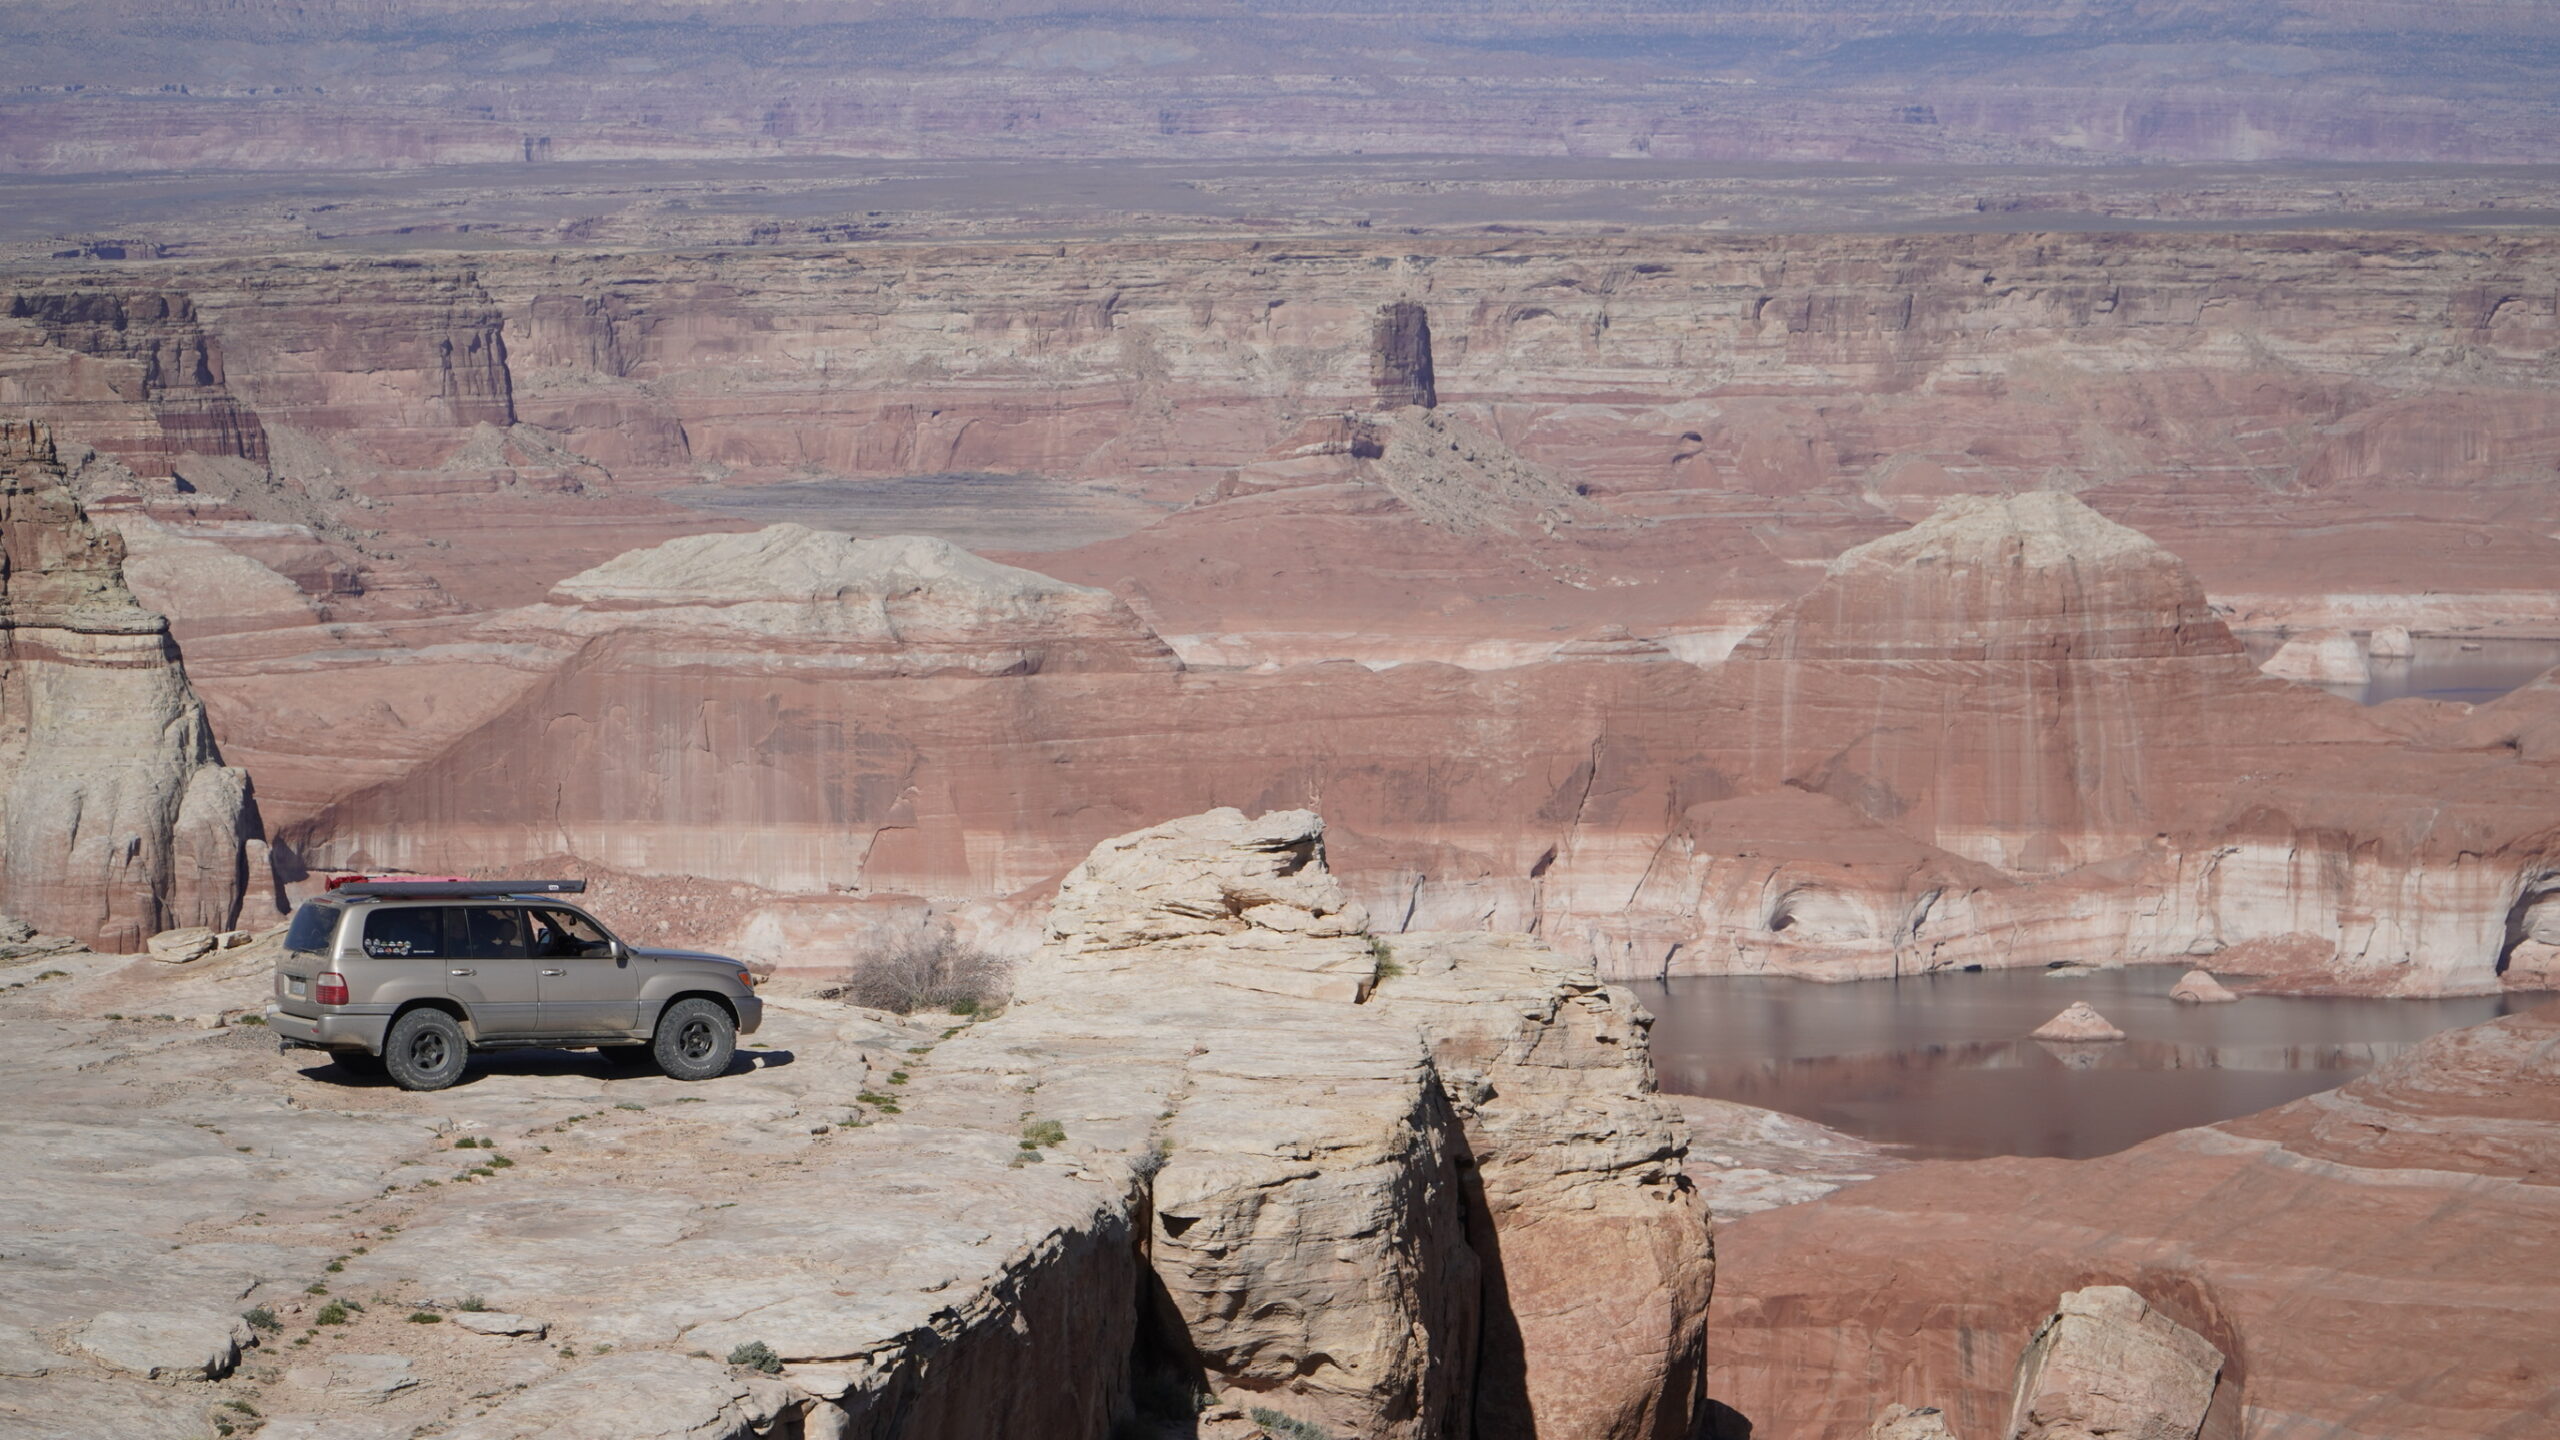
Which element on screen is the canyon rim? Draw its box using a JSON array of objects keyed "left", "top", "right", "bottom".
[{"left": 2, "top": 3, "right": 2559, "bottom": 1440}]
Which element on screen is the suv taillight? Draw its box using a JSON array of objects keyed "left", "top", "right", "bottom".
[{"left": 314, "top": 973, "right": 349, "bottom": 1006}]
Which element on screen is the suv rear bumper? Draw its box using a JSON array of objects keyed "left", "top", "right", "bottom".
[{"left": 267, "top": 1005, "right": 394, "bottom": 1054}]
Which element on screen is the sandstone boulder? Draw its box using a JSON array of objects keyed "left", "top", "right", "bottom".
[
  {"left": 2167, "top": 970, "right": 2238, "bottom": 1003},
  {"left": 2030, "top": 1002, "right": 2125, "bottom": 1042},
  {"left": 145, "top": 926, "right": 217, "bottom": 963},
  {"left": 2367, "top": 624, "right": 2416, "bottom": 659},
  {"left": 1873, "top": 1404, "right": 1962, "bottom": 1440},
  {"left": 70, "top": 1309, "right": 249, "bottom": 1380},
  {"left": 2260, "top": 629, "right": 2371, "bottom": 686},
  {"left": 2005, "top": 1286, "right": 2222, "bottom": 1440},
  {"left": 1038, "top": 807, "right": 1375, "bottom": 1001}
]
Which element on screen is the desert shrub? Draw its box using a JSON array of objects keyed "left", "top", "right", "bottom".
[
  {"left": 242, "top": 1307, "right": 279, "bottom": 1333},
  {"left": 1020, "top": 1119, "right": 1066, "bottom": 1150},
  {"left": 825, "top": 933, "right": 1014, "bottom": 1016},
  {"left": 1249, "top": 1407, "right": 1332, "bottom": 1440},
  {"left": 313, "top": 1301, "right": 349, "bottom": 1326},
  {"left": 727, "top": 1340, "right": 783, "bottom": 1374},
  {"left": 458, "top": 1295, "right": 487, "bottom": 1312}
]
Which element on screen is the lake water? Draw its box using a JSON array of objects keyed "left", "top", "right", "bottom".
[
  {"left": 2241, "top": 634, "right": 2560, "bottom": 705},
  {"left": 666, "top": 473, "right": 1173, "bottom": 552},
  {"left": 1633, "top": 968, "right": 2540, "bottom": 1160}
]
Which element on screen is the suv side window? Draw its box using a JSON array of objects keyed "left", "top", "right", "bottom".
[
  {"left": 363, "top": 907, "right": 446, "bottom": 958},
  {"left": 451, "top": 906, "right": 532, "bottom": 959},
  {"left": 529, "top": 908, "right": 615, "bottom": 958}
]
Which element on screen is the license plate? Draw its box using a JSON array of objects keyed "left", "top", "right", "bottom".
[{"left": 288, "top": 976, "right": 306, "bottom": 997}]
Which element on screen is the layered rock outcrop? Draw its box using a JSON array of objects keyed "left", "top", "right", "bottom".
[
  {"left": 0, "top": 421, "right": 257, "bottom": 948},
  {"left": 286, "top": 491, "right": 2560, "bottom": 994},
  {"left": 1021, "top": 808, "right": 1710, "bottom": 1439}
]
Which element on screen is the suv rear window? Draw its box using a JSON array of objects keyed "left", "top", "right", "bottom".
[
  {"left": 284, "top": 902, "right": 341, "bottom": 954},
  {"left": 363, "top": 907, "right": 447, "bottom": 958}
]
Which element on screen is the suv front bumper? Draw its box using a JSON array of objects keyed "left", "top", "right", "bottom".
[{"left": 267, "top": 1005, "right": 394, "bottom": 1054}]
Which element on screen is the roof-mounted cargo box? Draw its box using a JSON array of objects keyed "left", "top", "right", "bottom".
[{"left": 330, "top": 879, "right": 589, "bottom": 900}]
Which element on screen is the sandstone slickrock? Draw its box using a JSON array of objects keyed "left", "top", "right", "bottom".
[
  {"left": 2367, "top": 625, "right": 2417, "bottom": 660},
  {"left": 447, "top": 1312, "right": 545, "bottom": 1338},
  {"left": 1706, "top": 1001, "right": 2560, "bottom": 1440},
  {"left": 0, "top": 421, "right": 258, "bottom": 950},
  {"left": 2030, "top": 1004, "right": 2126, "bottom": 1043},
  {"left": 2166, "top": 971, "right": 2238, "bottom": 1005},
  {"left": 2004, "top": 1286, "right": 2222, "bottom": 1440},
  {"left": 0, "top": 807, "right": 1707, "bottom": 1440}
]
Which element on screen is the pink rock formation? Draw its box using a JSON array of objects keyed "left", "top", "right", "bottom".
[
  {"left": 2005, "top": 1286, "right": 2222, "bottom": 1440},
  {"left": 2167, "top": 970, "right": 2239, "bottom": 1004},
  {"left": 1706, "top": 1001, "right": 2560, "bottom": 1440},
  {"left": 2029, "top": 1003, "right": 2126, "bottom": 1043},
  {"left": 272, "top": 490, "right": 2560, "bottom": 997},
  {"left": 0, "top": 421, "right": 257, "bottom": 948}
]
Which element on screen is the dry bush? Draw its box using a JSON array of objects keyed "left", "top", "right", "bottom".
[{"left": 825, "top": 933, "right": 1014, "bottom": 1016}]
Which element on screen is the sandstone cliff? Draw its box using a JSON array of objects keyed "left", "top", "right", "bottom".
[
  {"left": 285, "top": 492, "right": 2560, "bottom": 995},
  {"left": 0, "top": 421, "right": 257, "bottom": 948}
]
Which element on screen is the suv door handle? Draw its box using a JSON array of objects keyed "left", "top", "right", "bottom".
[
  {"left": 540, "top": 968, "right": 565, "bottom": 976},
  {"left": 449, "top": 968, "right": 475, "bottom": 976}
]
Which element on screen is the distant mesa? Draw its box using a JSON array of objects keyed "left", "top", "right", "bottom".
[{"left": 536, "top": 522, "right": 1182, "bottom": 675}]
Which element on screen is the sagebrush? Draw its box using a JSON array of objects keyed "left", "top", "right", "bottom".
[{"left": 825, "top": 934, "right": 1013, "bottom": 1015}]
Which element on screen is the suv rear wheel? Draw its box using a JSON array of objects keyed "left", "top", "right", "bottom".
[
  {"left": 652, "top": 998, "right": 735, "bottom": 1081},
  {"left": 384, "top": 1008, "right": 469, "bottom": 1091}
]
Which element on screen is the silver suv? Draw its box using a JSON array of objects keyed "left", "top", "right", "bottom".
[{"left": 267, "top": 879, "right": 763, "bottom": 1091}]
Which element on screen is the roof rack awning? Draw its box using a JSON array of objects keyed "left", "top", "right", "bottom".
[{"left": 331, "top": 879, "right": 589, "bottom": 899}]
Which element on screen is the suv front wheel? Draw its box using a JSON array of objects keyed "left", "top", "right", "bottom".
[
  {"left": 652, "top": 998, "right": 736, "bottom": 1081},
  {"left": 384, "top": 1008, "right": 469, "bottom": 1091}
]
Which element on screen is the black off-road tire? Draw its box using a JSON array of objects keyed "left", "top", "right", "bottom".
[
  {"left": 651, "top": 998, "right": 736, "bottom": 1081},
  {"left": 383, "top": 1008, "right": 469, "bottom": 1091}
]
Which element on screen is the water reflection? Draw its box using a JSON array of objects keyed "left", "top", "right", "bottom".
[{"left": 1633, "top": 967, "right": 2538, "bottom": 1160}]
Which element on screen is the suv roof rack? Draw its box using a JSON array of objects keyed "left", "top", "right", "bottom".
[{"left": 330, "top": 879, "right": 589, "bottom": 900}]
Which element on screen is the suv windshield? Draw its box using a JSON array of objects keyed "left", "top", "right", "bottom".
[{"left": 284, "top": 902, "right": 342, "bottom": 954}]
